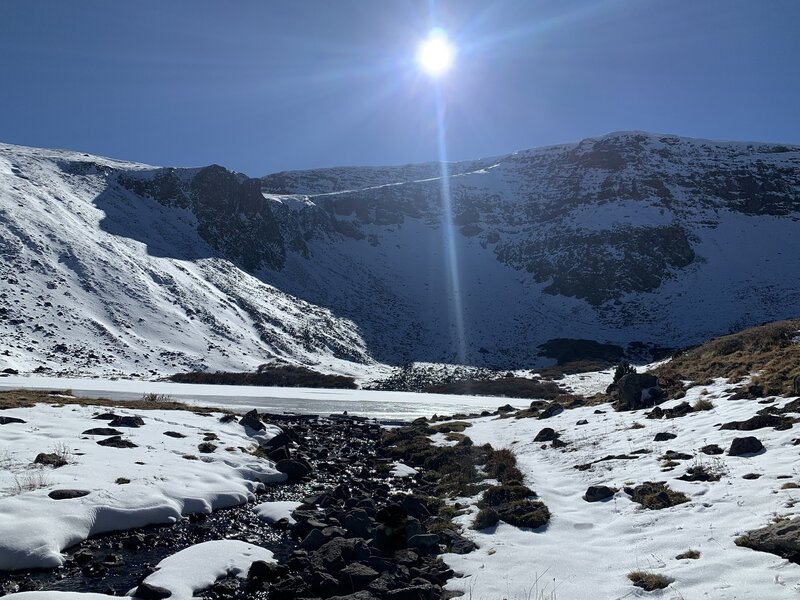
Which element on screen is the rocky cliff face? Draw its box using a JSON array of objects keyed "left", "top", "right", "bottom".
[{"left": 1, "top": 132, "right": 799, "bottom": 375}]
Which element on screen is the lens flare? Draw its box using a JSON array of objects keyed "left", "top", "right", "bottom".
[{"left": 416, "top": 29, "right": 455, "bottom": 77}]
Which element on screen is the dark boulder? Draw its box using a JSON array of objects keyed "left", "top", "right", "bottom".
[
  {"left": 92, "top": 412, "right": 119, "bottom": 421},
  {"left": 583, "top": 485, "right": 614, "bottom": 502},
  {"left": 276, "top": 458, "right": 312, "bottom": 482},
  {"left": 721, "top": 414, "right": 793, "bottom": 431},
  {"left": 0, "top": 416, "right": 25, "bottom": 425},
  {"left": 729, "top": 436, "right": 764, "bottom": 456},
  {"left": 538, "top": 403, "right": 564, "bottom": 419},
  {"left": 239, "top": 409, "right": 264, "bottom": 432},
  {"left": 34, "top": 452, "right": 68, "bottom": 468},
  {"left": 108, "top": 416, "right": 144, "bottom": 428},
  {"left": 534, "top": 427, "right": 558, "bottom": 442},
  {"left": 82, "top": 428, "right": 123, "bottom": 436},
  {"left": 344, "top": 509, "right": 372, "bottom": 538},
  {"left": 162, "top": 430, "right": 186, "bottom": 438},
  {"left": 407, "top": 534, "right": 439, "bottom": 552},
  {"left": 735, "top": 517, "right": 800, "bottom": 563},
  {"left": 48, "top": 489, "right": 90, "bottom": 500},
  {"left": 615, "top": 373, "right": 664, "bottom": 411},
  {"left": 133, "top": 582, "right": 171, "bottom": 599},
  {"left": 97, "top": 436, "right": 138, "bottom": 449},
  {"left": 653, "top": 432, "right": 677, "bottom": 442},
  {"left": 339, "top": 563, "right": 380, "bottom": 590}
]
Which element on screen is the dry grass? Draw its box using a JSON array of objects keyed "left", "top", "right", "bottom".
[
  {"left": 142, "top": 392, "right": 173, "bottom": 403},
  {"left": 675, "top": 549, "right": 700, "bottom": 560},
  {"left": 471, "top": 507, "right": 500, "bottom": 530},
  {"left": 628, "top": 571, "right": 672, "bottom": 591},
  {"left": 0, "top": 389, "right": 228, "bottom": 414},
  {"left": 692, "top": 398, "right": 715, "bottom": 411},
  {"left": 653, "top": 319, "right": 800, "bottom": 397},
  {"left": 13, "top": 470, "right": 51, "bottom": 494},
  {"left": 484, "top": 448, "right": 523, "bottom": 484}
]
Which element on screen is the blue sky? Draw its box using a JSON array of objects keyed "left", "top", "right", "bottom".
[{"left": 1, "top": 0, "right": 798, "bottom": 176}]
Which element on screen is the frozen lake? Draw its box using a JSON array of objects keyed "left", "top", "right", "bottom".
[{"left": 0, "top": 375, "right": 529, "bottom": 421}]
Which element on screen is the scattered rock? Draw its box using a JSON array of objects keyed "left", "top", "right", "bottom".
[
  {"left": 340, "top": 562, "right": 379, "bottom": 589},
  {"left": 538, "top": 403, "right": 564, "bottom": 419},
  {"left": 133, "top": 581, "right": 171, "bottom": 599},
  {"left": 0, "top": 416, "right": 25, "bottom": 425},
  {"left": 700, "top": 444, "right": 723, "bottom": 455},
  {"left": 81, "top": 428, "right": 123, "bottom": 436},
  {"left": 34, "top": 452, "right": 68, "bottom": 468},
  {"left": 240, "top": 409, "right": 265, "bottom": 431},
  {"left": 97, "top": 436, "right": 138, "bottom": 449},
  {"left": 197, "top": 442, "right": 217, "bottom": 453},
  {"left": 721, "top": 414, "right": 794, "bottom": 431},
  {"left": 646, "top": 401, "right": 692, "bottom": 420},
  {"left": 742, "top": 473, "right": 762, "bottom": 480},
  {"left": 533, "top": 427, "right": 558, "bottom": 442},
  {"left": 92, "top": 412, "right": 119, "bottom": 421},
  {"left": 108, "top": 416, "right": 144, "bottom": 428},
  {"left": 276, "top": 458, "right": 312, "bottom": 482},
  {"left": 729, "top": 436, "right": 764, "bottom": 456},
  {"left": 407, "top": 534, "right": 439, "bottom": 552},
  {"left": 653, "top": 432, "right": 677, "bottom": 442},
  {"left": 163, "top": 431, "right": 186, "bottom": 438},
  {"left": 48, "top": 489, "right": 90, "bottom": 500},
  {"left": 614, "top": 373, "right": 664, "bottom": 411},
  {"left": 584, "top": 485, "right": 614, "bottom": 502}
]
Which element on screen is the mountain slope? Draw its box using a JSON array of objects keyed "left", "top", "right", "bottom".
[
  {"left": 0, "top": 132, "right": 799, "bottom": 376},
  {"left": 0, "top": 144, "right": 374, "bottom": 377}
]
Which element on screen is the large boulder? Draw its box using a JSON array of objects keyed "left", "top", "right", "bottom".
[
  {"left": 736, "top": 517, "right": 800, "bottom": 562},
  {"left": 583, "top": 485, "right": 614, "bottom": 502},
  {"left": 276, "top": 458, "right": 312, "bottom": 482},
  {"left": 239, "top": 409, "right": 265, "bottom": 431},
  {"left": 729, "top": 436, "right": 765, "bottom": 456},
  {"left": 614, "top": 373, "right": 664, "bottom": 411}
]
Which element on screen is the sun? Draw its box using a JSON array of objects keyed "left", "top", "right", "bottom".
[{"left": 416, "top": 29, "right": 455, "bottom": 77}]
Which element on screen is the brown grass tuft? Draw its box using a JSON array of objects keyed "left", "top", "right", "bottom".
[{"left": 628, "top": 571, "right": 672, "bottom": 591}]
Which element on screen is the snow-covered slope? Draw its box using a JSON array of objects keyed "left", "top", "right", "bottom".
[
  {"left": 439, "top": 380, "right": 800, "bottom": 599},
  {"left": 1, "top": 132, "right": 799, "bottom": 376},
  {"left": 0, "top": 144, "right": 374, "bottom": 377}
]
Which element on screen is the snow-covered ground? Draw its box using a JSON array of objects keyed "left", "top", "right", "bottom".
[
  {"left": 439, "top": 380, "right": 800, "bottom": 599},
  {"left": 3, "top": 540, "right": 276, "bottom": 600},
  {"left": 0, "top": 376, "right": 530, "bottom": 420},
  {"left": 0, "top": 403, "right": 285, "bottom": 571}
]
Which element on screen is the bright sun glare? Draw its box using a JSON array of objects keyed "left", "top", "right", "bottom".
[{"left": 416, "top": 29, "right": 455, "bottom": 77}]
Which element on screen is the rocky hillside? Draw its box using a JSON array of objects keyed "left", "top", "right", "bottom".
[{"left": 0, "top": 132, "right": 799, "bottom": 375}]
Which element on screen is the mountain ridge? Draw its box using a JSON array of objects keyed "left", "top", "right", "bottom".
[{"left": 0, "top": 131, "right": 798, "bottom": 376}]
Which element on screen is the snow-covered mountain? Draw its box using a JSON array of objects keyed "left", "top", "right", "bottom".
[{"left": 1, "top": 132, "right": 799, "bottom": 376}]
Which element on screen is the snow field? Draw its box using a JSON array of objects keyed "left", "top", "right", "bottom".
[
  {"left": 440, "top": 380, "right": 800, "bottom": 599},
  {"left": 0, "top": 403, "right": 285, "bottom": 571}
]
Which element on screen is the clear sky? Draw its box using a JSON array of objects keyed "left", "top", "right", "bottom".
[{"left": 1, "top": 0, "right": 798, "bottom": 176}]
